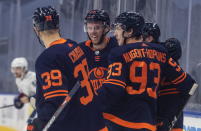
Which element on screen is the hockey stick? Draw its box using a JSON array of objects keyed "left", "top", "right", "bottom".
[
  {"left": 0, "top": 104, "right": 14, "bottom": 109},
  {"left": 42, "top": 81, "right": 80, "bottom": 131},
  {"left": 168, "top": 83, "right": 198, "bottom": 131}
]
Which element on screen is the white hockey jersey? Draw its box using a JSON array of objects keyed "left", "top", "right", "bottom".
[{"left": 16, "top": 71, "right": 36, "bottom": 97}]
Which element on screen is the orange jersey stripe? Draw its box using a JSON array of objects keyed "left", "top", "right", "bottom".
[
  {"left": 159, "top": 88, "right": 177, "bottom": 93},
  {"left": 172, "top": 73, "right": 185, "bottom": 83},
  {"left": 44, "top": 90, "right": 68, "bottom": 97},
  {"left": 104, "top": 81, "right": 125, "bottom": 88},
  {"left": 105, "top": 79, "right": 126, "bottom": 86},
  {"left": 45, "top": 94, "right": 68, "bottom": 99},
  {"left": 160, "top": 81, "right": 172, "bottom": 86},
  {"left": 103, "top": 113, "right": 156, "bottom": 131},
  {"left": 171, "top": 128, "right": 183, "bottom": 131},
  {"left": 85, "top": 40, "right": 94, "bottom": 50},
  {"left": 159, "top": 91, "right": 180, "bottom": 96},
  {"left": 171, "top": 72, "right": 186, "bottom": 84},
  {"left": 174, "top": 73, "right": 187, "bottom": 84},
  {"left": 49, "top": 38, "right": 67, "bottom": 47},
  {"left": 99, "top": 127, "right": 109, "bottom": 131}
]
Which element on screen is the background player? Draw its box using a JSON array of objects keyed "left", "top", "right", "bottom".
[
  {"left": 11, "top": 57, "right": 36, "bottom": 124},
  {"left": 11, "top": 58, "right": 36, "bottom": 108}
]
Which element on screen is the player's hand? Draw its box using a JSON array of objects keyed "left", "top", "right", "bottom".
[
  {"left": 18, "top": 93, "right": 30, "bottom": 103},
  {"left": 20, "top": 95, "right": 30, "bottom": 103},
  {"left": 14, "top": 97, "right": 24, "bottom": 109},
  {"left": 157, "top": 117, "right": 172, "bottom": 131},
  {"left": 27, "top": 118, "right": 47, "bottom": 131}
]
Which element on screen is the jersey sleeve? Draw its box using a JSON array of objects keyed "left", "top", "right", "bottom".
[
  {"left": 97, "top": 48, "right": 126, "bottom": 111},
  {"left": 163, "top": 57, "right": 196, "bottom": 94},
  {"left": 27, "top": 72, "right": 36, "bottom": 97},
  {"left": 158, "top": 57, "right": 197, "bottom": 128}
]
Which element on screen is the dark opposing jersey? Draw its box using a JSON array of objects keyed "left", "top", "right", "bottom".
[
  {"left": 79, "top": 37, "right": 118, "bottom": 95},
  {"left": 35, "top": 38, "right": 107, "bottom": 131},
  {"left": 98, "top": 42, "right": 195, "bottom": 131}
]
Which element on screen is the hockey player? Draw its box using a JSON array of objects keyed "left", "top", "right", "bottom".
[
  {"left": 157, "top": 38, "right": 183, "bottom": 131},
  {"left": 142, "top": 23, "right": 184, "bottom": 131},
  {"left": 162, "top": 38, "right": 182, "bottom": 64},
  {"left": 11, "top": 57, "right": 36, "bottom": 123},
  {"left": 142, "top": 22, "right": 160, "bottom": 43},
  {"left": 97, "top": 12, "right": 197, "bottom": 131},
  {"left": 11, "top": 57, "right": 36, "bottom": 107},
  {"left": 79, "top": 9, "right": 118, "bottom": 95},
  {"left": 28, "top": 6, "right": 107, "bottom": 131}
]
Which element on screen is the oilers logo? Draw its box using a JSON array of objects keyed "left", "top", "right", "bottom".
[{"left": 88, "top": 67, "right": 108, "bottom": 95}]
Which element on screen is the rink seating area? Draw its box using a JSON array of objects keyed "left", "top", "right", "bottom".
[{"left": 0, "top": 94, "right": 201, "bottom": 131}]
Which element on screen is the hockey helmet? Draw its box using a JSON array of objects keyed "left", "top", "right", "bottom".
[
  {"left": 113, "top": 11, "right": 145, "bottom": 37},
  {"left": 32, "top": 6, "right": 59, "bottom": 31},
  {"left": 142, "top": 22, "right": 160, "bottom": 43},
  {"left": 85, "top": 9, "right": 110, "bottom": 26},
  {"left": 164, "top": 38, "right": 182, "bottom": 61},
  {"left": 11, "top": 57, "right": 28, "bottom": 71}
]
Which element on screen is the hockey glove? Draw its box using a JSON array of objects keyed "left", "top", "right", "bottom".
[
  {"left": 27, "top": 118, "right": 47, "bottom": 131},
  {"left": 157, "top": 117, "right": 172, "bottom": 131},
  {"left": 14, "top": 97, "right": 24, "bottom": 109}
]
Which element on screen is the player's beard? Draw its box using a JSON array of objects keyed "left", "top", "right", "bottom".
[
  {"left": 14, "top": 73, "right": 22, "bottom": 78},
  {"left": 88, "top": 31, "right": 106, "bottom": 46}
]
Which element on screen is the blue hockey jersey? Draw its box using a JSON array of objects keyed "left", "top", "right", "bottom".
[
  {"left": 97, "top": 42, "right": 195, "bottom": 131},
  {"left": 79, "top": 37, "right": 118, "bottom": 95},
  {"left": 35, "top": 38, "right": 107, "bottom": 131}
]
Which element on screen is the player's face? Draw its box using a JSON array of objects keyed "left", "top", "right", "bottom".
[
  {"left": 86, "top": 22, "right": 105, "bottom": 45},
  {"left": 113, "top": 25, "right": 125, "bottom": 46},
  {"left": 144, "top": 36, "right": 154, "bottom": 43},
  {"left": 11, "top": 67, "right": 24, "bottom": 78}
]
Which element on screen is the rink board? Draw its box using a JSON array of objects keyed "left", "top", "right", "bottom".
[{"left": 0, "top": 94, "right": 201, "bottom": 131}]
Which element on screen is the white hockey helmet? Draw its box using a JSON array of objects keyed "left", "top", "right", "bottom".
[{"left": 11, "top": 57, "right": 28, "bottom": 71}]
